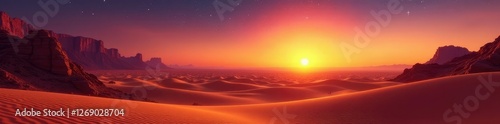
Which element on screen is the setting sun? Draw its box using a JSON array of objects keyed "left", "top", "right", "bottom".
[{"left": 301, "top": 58, "right": 309, "bottom": 66}]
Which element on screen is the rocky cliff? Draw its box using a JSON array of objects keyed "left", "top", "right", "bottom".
[
  {"left": 0, "top": 12, "right": 34, "bottom": 38},
  {"left": 106, "top": 48, "right": 121, "bottom": 58},
  {"left": 393, "top": 36, "right": 500, "bottom": 82},
  {"left": 145, "top": 57, "right": 169, "bottom": 69},
  {"left": 1, "top": 11, "right": 168, "bottom": 70},
  {"left": 122, "top": 53, "right": 149, "bottom": 69},
  {"left": 17, "top": 30, "right": 73, "bottom": 76},
  {"left": 425, "top": 45, "right": 470, "bottom": 65},
  {"left": 56, "top": 33, "right": 147, "bottom": 70},
  {"left": 0, "top": 29, "right": 131, "bottom": 98},
  {"left": 57, "top": 34, "right": 106, "bottom": 53}
]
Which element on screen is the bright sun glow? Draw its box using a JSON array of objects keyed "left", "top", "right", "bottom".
[{"left": 301, "top": 58, "right": 309, "bottom": 66}]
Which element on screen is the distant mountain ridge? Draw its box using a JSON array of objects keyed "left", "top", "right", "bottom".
[
  {"left": 0, "top": 11, "right": 168, "bottom": 70},
  {"left": 393, "top": 36, "right": 500, "bottom": 82}
]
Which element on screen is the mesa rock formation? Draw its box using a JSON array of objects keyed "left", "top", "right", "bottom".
[
  {"left": 0, "top": 11, "right": 34, "bottom": 38},
  {"left": 1, "top": 11, "right": 168, "bottom": 70},
  {"left": 425, "top": 45, "right": 470, "bottom": 64},
  {"left": 17, "top": 30, "right": 73, "bottom": 76},
  {"left": 0, "top": 29, "right": 130, "bottom": 98},
  {"left": 393, "top": 36, "right": 500, "bottom": 82},
  {"left": 0, "top": 11, "right": 142, "bottom": 99},
  {"left": 56, "top": 33, "right": 149, "bottom": 70},
  {"left": 145, "top": 57, "right": 169, "bottom": 69}
]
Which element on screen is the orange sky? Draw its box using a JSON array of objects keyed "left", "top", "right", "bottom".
[
  {"left": 141, "top": 1, "right": 500, "bottom": 69},
  {"left": 7, "top": 0, "right": 500, "bottom": 69}
]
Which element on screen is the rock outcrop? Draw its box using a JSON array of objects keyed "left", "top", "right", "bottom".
[
  {"left": 145, "top": 57, "right": 169, "bottom": 69},
  {"left": 55, "top": 32, "right": 171, "bottom": 70},
  {"left": 0, "top": 12, "right": 33, "bottom": 38},
  {"left": 57, "top": 34, "right": 106, "bottom": 53},
  {"left": 1, "top": 11, "right": 168, "bottom": 70},
  {"left": 425, "top": 45, "right": 470, "bottom": 65},
  {"left": 17, "top": 30, "right": 73, "bottom": 76},
  {"left": 122, "top": 53, "right": 149, "bottom": 69},
  {"left": 56, "top": 33, "right": 144, "bottom": 70},
  {"left": 106, "top": 48, "right": 120, "bottom": 58},
  {"left": 393, "top": 36, "right": 500, "bottom": 82},
  {"left": 0, "top": 29, "right": 130, "bottom": 98}
]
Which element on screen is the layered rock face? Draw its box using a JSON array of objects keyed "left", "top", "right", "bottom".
[
  {"left": 0, "top": 29, "right": 128, "bottom": 98},
  {"left": 56, "top": 32, "right": 168, "bottom": 70},
  {"left": 56, "top": 34, "right": 142, "bottom": 70},
  {"left": 393, "top": 36, "right": 500, "bottom": 82},
  {"left": 1, "top": 11, "right": 167, "bottom": 70},
  {"left": 0, "top": 12, "right": 139, "bottom": 99},
  {"left": 122, "top": 53, "right": 148, "bottom": 69},
  {"left": 0, "top": 12, "right": 33, "bottom": 38},
  {"left": 106, "top": 48, "right": 120, "bottom": 58},
  {"left": 145, "top": 57, "right": 169, "bottom": 69},
  {"left": 425, "top": 45, "right": 470, "bottom": 65},
  {"left": 17, "top": 30, "right": 73, "bottom": 76},
  {"left": 57, "top": 35, "right": 106, "bottom": 53}
]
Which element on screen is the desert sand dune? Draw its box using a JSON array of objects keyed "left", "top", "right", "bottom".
[
  {"left": 271, "top": 80, "right": 298, "bottom": 85},
  {"left": 97, "top": 72, "right": 396, "bottom": 105},
  {"left": 109, "top": 78, "right": 147, "bottom": 86},
  {"left": 222, "top": 76, "right": 262, "bottom": 84},
  {"left": 3, "top": 73, "right": 500, "bottom": 123},
  {"left": 251, "top": 80, "right": 271, "bottom": 85},
  {"left": 106, "top": 84, "right": 262, "bottom": 105},
  {"left": 157, "top": 78, "right": 203, "bottom": 90},
  {"left": 303, "top": 85, "right": 355, "bottom": 95},
  {"left": 225, "top": 87, "right": 328, "bottom": 102},
  {"left": 290, "top": 79, "right": 384, "bottom": 91},
  {"left": 365, "top": 81, "right": 400, "bottom": 87},
  {"left": 206, "top": 72, "right": 500, "bottom": 123},
  {"left": 201, "top": 80, "right": 267, "bottom": 91},
  {"left": 0, "top": 88, "right": 254, "bottom": 124},
  {"left": 265, "top": 83, "right": 287, "bottom": 87}
]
